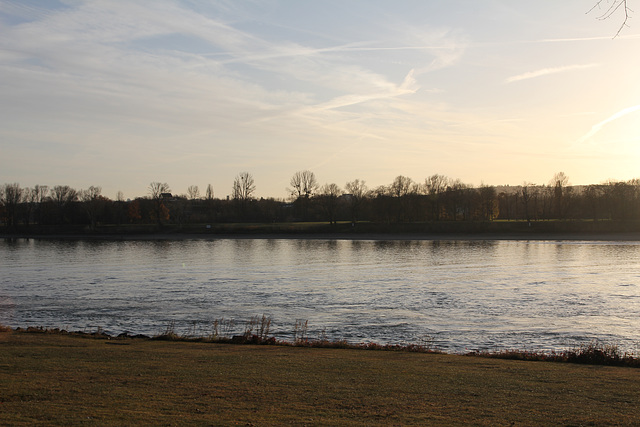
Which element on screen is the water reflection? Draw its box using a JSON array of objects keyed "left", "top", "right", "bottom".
[{"left": 1, "top": 238, "right": 639, "bottom": 353}]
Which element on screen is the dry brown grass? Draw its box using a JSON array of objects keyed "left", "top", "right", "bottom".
[{"left": 1, "top": 330, "right": 640, "bottom": 425}]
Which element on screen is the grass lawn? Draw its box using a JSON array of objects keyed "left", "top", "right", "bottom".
[{"left": 1, "top": 331, "right": 640, "bottom": 425}]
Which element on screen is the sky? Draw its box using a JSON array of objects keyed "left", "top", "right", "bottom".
[{"left": 1, "top": 0, "right": 640, "bottom": 200}]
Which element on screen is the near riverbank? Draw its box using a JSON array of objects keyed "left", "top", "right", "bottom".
[{"left": 2, "top": 330, "right": 640, "bottom": 425}]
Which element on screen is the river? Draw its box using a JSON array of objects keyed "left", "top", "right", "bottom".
[{"left": 1, "top": 238, "right": 639, "bottom": 353}]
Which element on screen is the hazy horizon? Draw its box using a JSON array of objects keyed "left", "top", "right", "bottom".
[{"left": 2, "top": 1, "right": 639, "bottom": 200}]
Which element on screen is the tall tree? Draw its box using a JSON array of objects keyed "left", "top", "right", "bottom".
[
  {"left": 205, "top": 184, "right": 216, "bottom": 222},
  {"left": 390, "top": 175, "right": 415, "bottom": 198},
  {"left": 443, "top": 179, "right": 468, "bottom": 221},
  {"left": 317, "top": 183, "right": 342, "bottom": 225},
  {"left": 288, "top": 170, "right": 318, "bottom": 221},
  {"left": 0, "top": 183, "right": 24, "bottom": 227},
  {"left": 424, "top": 174, "right": 450, "bottom": 221},
  {"left": 232, "top": 172, "right": 255, "bottom": 219},
  {"left": 520, "top": 183, "right": 534, "bottom": 222},
  {"left": 550, "top": 172, "right": 570, "bottom": 219},
  {"left": 29, "top": 185, "right": 50, "bottom": 225},
  {"left": 187, "top": 185, "right": 200, "bottom": 200},
  {"left": 389, "top": 176, "right": 418, "bottom": 222},
  {"left": 288, "top": 170, "right": 318, "bottom": 200},
  {"left": 205, "top": 184, "right": 214, "bottom": 200},
  {"left": 479, "top": 184, "right": 498, "bottom": 221},
  {"left": 583, "top": 184, "right": 605, "bottom": 221},
  {"left": 79, "top": 186, "right": 104, "bottom": 230},
  {"left": 148, "top": 182, "right": 171, "bottom": 225},
  {"left": 51, "top": 185, "right": 78, "bottom": 224},
  {"left": 344, "top": 179, "right": 368, "bottom": 223},
  {"left": 232, "top": 172, "right": 255, "bottom": 201}
]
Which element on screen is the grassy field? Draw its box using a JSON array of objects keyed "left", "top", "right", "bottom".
[{"left": 2, "top": 331, "right": 640, "bottom": 425}]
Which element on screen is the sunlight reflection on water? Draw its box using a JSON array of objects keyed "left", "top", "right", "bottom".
[{"left": 1, "top": 238, "right": 639, "bottom": 353}]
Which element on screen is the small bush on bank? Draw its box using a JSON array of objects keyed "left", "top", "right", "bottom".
[
  {"left": 7, "top": 323, "right": 639, "bottom": 368},
  {"left": 466, "top": 341, "right": 640, "bottom": 368}
]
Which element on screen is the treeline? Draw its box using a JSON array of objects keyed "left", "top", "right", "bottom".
[{"left": 1, "top": 171, "right": 640, "bottom": 231}]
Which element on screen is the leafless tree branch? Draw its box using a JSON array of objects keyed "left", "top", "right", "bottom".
[{"left": 588, "top": 0, "right": 632, "bottom": 37}]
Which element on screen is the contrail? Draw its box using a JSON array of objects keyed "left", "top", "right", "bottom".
[
  {"left": 506, "top": 63, "right": 599, "bottom": 83},
  {"left": 578, "top": 105, "right": 640, "bottom": 142}
]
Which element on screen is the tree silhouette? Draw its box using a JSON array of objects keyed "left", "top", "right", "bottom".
[
  {"left": 232, "top": 172, "right": 255, "bottom": 219},
  {"left": 288, "top": 170, "right": 318, "bottom": 220},
  {"left": 550, "top": 172, "right": 570, "bottom": 219},
  {"left": 51, "top": 185, "right": 78, "bottom": 224},
  {"left": 345, "top": 179, "right": 368, "bottom": 223},
  {"left": 0, "top": 183, "right": 23, "bottom": 228},
  {"left": 232, "top": 172, "right": 255, "bottom": 201},
  {"left": 187, "top": 185, "right": 200, "bottom": 200},
  {"left": 79, "top": 186, "right": 104, "bottom": 230},
  {"left": 317, "top": 183, "right": 342, "bottom": 225},
  {"left": 148, "top": 182, "right": 170, "bottom": 226}
]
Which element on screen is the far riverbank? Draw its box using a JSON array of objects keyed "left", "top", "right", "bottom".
[
  {"left": 4, "top": 219, "right": 640, "bottom": 241},
  {"left": 4, "top": 231, "right": 640, "bottom": 241}
]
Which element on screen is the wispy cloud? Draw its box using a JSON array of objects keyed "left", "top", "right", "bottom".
[
  {"left": 297, "top": 69, "right": 419, "bottom": 114},
  {"left": 7, "top": 1, "right": 639, "bottom": 196},
  {"left": 505, "top": 63, "right": 599, "bottom": 83},
  {"left": 578, "top": 105, "right": 640, "bottom": 143}
]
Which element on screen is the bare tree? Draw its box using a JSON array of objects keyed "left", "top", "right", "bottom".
[
  {"left": 345, "top": 179, "right": 368, "bottom": 223},
  {"left": 601, "top": 179, "right": 638, "bottom": 220},
  {"left": 204, "top": 184, "right": 216, "bottom": 222},
  {"left": 232, "top": 172, "right": 256, "bottom": 220},
  {"left": 51, "top": 185, "right": 77, "bottom": 205},
  {"left": 317, "top": 183, "right": 342, "bottom": 225},
  {"left": 0, "top": 185, "right": 5, "bottom": 226},
  {"left": 389, "top": 176, "right": 419, "bottom": 222},
  {"left": 187, "top": 185, "right": 200, "bottom": 200},
  {"left": 369, "top": 185, "right": 394, "bottom": 223},
  {"left": 0, "top": 183, "right": 24, "bottom": 227},
  {"left": 80, "top": 185, "right": 102, "bottom": 201},
  {"left": 114, "top": 191, "right": 126, "bottom": 225},
  {"left": 521, "top": 182, "right": 534, "bottom": 222},
  {"left": 20, "top": 187, "right": 35, "bottom": 226},
  {"left": 149, "top": 182, "right": 170, "bottom": 200},
  {"left": 30, "top": 185, "right": 49, "bottom": 225},
  {"left": 425, "top": 174, "right": 449, "bottom": 196},
  {"left": 79, "top": 186, "right": 104, "bottom": 230},
  {"left": 589, "top": 0, "right": 631, "bottom": 37},
  {"left": 584, "top": 184, "right": 605, "bottom": 221},
  {"left": 288, "top": 170, "right": 318, "bottom": 221},
  {"left": 443, "top": 179, "right": 468, "bottom": 221},
  {"left": 172, "top": 194, "right": 189, "bottom": 226},
  {"left": 148, "top": 182, "right": 171, "bottom": 225},
  {"left": 205, "top": 184, "right": 214, "bottom": 200},
  {"left": 232, "top": 172, "right": 256, "bottom": 201},
  {"left": 390, "top": 175, "right": 415, "bottom": 198},
  {"left": 288, "top": 170, "right": 318, "bottom": 200},
  {"left": 550, "top": 172, "right": 571, "bottom": 219},
  {"left": 51, "top": 185, "right": 78, "bottom": 224},
  {"left": 479, "top": 184, "right": 499, "bottom": 221},
  {"left": 424, "top": 174, "right": 450, "bottom": 221}
]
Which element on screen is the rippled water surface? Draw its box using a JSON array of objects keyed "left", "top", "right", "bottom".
[{"left": 1, "top": 238, "right": 639, "bottom": 353}]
